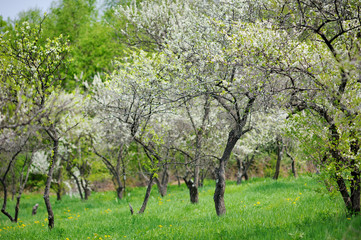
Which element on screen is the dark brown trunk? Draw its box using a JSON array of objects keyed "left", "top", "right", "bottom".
[
  {"left": 236, "top": 156, "right": 243, "bottom": 185},
  {"left": 243, "top": 170, "right": 249, "bottom": 181},
  {"left": 0, "top": 150, "right": 22, "bottom": 222},
  {"left": 11, "top": 166, "right": 16, "bottom": 201},
  {"left": 116, "top": 186, "right": 124, "bottom": 200},
  {"left": 14, "top": 196, "right": 20, "bottom": 221},
  {"left": 329, "top": 124, "right": 353, "bottom": 211},
  {"left": 350, "top": 169, "right": 360, "bottom": 214},
  {"left": 286, "top": 151, "right": 297, "bottom": 178},
  {"left": 56, "top": 166, "right": 63, "bottom": 201},
  {"left": 138, "top": 174, "right": 154, "bottom": 214},
  {"left": 81, "top": 179, "right": 91, "bottom": 200},
  {"left": 56, "top": 190, "right": 61, "bottom": 201},
  {"left": 72, "top": 173, "right": 83, "bottom": 200},
  {"left": 155, "top": 166, "right": 169, "bottom": 197},
  {"left": 155, "top": 180, "right": 167, "bottom": 197},
  {"left": 214, "top": 129, "right": 240, "bottom": 216},
  {"left": 350, "top": 137, "right": 360, "bottom": 214},
  {"left": 1, "top": 178, "right": 15, "bottom": 222},
  {"left": 184, "top": 178, "right": 198, "bottom": 203},
  {"left": 336, "top": 174, "right": 352, "bottom": 211},
  {"left": 199, "top": 168, "right": 209, "bottom": 187},
  {"left": 43, "top": 139, "right": 59, "bottom": 229},
  {"left": 214, "top": 160, "right": 226, "bottom": 216},
  {"left": 273, "top": 136, "right": 283, "bottom": 180}
]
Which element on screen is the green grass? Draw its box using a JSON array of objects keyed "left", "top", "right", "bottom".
[{"left": 0, "top": 176, "right": 360, "bottom": 239}]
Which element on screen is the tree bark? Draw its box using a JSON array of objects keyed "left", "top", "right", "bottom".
[
  {"left": 155, "top": 165, "right": 169, "bottom": 197},
  {"left": 0, "top": 150, "right": 22, "bottom": 222},
  {"left": 11, "top": 166, "right": 16, "bottom": 201},
  {"left": 184, "top": 178, "right": 198, "bottom": 203},
  {"left": 43, "top": 138, "right": 59, "bottom": 229},
  {"left": 56, "top": 165, "right": 63, "bottom": 201},
  {"left": 286, "top": 150, "right": 297, "bottom": 178},
  {"left": 138, "top": 174, "right": 154, "bottom": 214},
  {"left": 0, "top": 178, "right": 15, "bottom": 222},
  {"left": 71, "top": 173, "right": 84, "bottom": 199},
  {"left": 80, "top": 179, "right": 90, "bottom": 200},
  {"left": 236, "top": 156, "right": 243, "bottom": 185},
  {"left": 214, "top": 129, "right": 240, "bottom": 216},
  {"left": 116, "top": 186, "right": 124, "bottom": 200},
  {"left": 273, "top": 136, "right": 283, "bottom": 180},
  {"left": 350, "top": 168, "right": 360, "bottom": 214}
]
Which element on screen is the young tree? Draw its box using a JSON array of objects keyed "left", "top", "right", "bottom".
[
  {"left": 0, "top": 129, "right": 35, "bottom": 222},
  {"left": 0, "top": 17, "right": 71, "bottom": 228},
  {"left": 91, "top": 50, "right": 168, "bottom": 212}
]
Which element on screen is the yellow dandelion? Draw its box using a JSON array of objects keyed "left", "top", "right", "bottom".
[
  {"left": 299, "top": 193, "right": 302, "bottom": 195},
  {"left": 66, "top": 238, "right": 69, "bottom": 240},
  {"left": 67, "top": 210, "right": 70, "bottom": 212},
  {"left": 77, "top": 215, "right": 80, "bottom": 217},
  {"left": 34, "top": 221, "right": 39, "bottom": 224},
  {"left": 124, "top": 236, "right": 127, "bottom": 238},
  {"left": 159, "top": 225, "right": 163, "bottom": 228},
  {"left": 293, "top": 202, "right": 296, "bottom": 204},
  {"left": 44, "top": 218, "right": 48, "bottom": 221},
  {"left": 253, "top": 204, "right": 256, "bottom": 206},
  {"left": 347, "top": 218, "right": 351, "bottom": 220},
  {"left": 68, "top": 217, "right": 73, "bottom": 219},
  {"left": 167, "top": 199, "right": 171, "bottom": 202},
  {"left": 257, "top": 202, "right": 260, "bottom": 205}
]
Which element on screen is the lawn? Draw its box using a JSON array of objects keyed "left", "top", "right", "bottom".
[{"left": 0, "top": 176, "right": 360, "bottom": 239}]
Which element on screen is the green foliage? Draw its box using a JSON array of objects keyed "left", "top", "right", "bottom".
[{"left": 0, "top": 176, "right": 359, "bottom": 239}]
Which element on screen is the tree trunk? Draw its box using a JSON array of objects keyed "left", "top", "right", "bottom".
[
  {"left": 138, "top": 174, "right": 154, "bottom": 214},
  {"left": 350, "top": 168, "right": 360, "bottom": 214},
  {"left": 286, "top": 151, "right": 297, "bottom": 178},
  {"left": 80, "top": 179, "right": 90, "bottom": 200},
  {"left": 0, "top": 150, "right": 22, "bottom": 222},
  {"left": 214, "top": 129, "right": 240, "bottom": 216},
  {"left": 72, "top": 173, "right": 83, "bottom": 200},
  {"left": 155, "top": 165, "right": 169, "bottom": 197},
  {"left": 184, "top": 178, "right": 198, "bottom": 203},
  {"left": 56, "top": 166, "right": 63, "bottom": 201},
  {"left": 0, "top": 178, "right": 15, "bottom": 222},
  {"left": 43, "top": 139, "right": 59, "bottom": 229},
  {"left": 116, "top": 186, "right": 124, "bottom": 200},
  {"left": 273, "top": 136, "right": 283, "bottom": 180},
  {"left": 11, "top": 166, "right": 16, "bottom": 201},
  {"left": 243, "top": 166, "right": 249, "bottom": 181},
  {"left": 115, "top": 174, "right": 124, "bottom": 199},
  {"left": 236, "top": 156, "right": 244, "bottom": 185}
]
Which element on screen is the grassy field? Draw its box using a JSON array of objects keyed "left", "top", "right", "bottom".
[{"left": 0, "top": 176, "right": 360, "bottom": 240}]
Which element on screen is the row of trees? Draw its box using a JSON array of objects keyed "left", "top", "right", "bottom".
[{"left": 0, "top": 0, "right": 360, "bottom": 229}]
